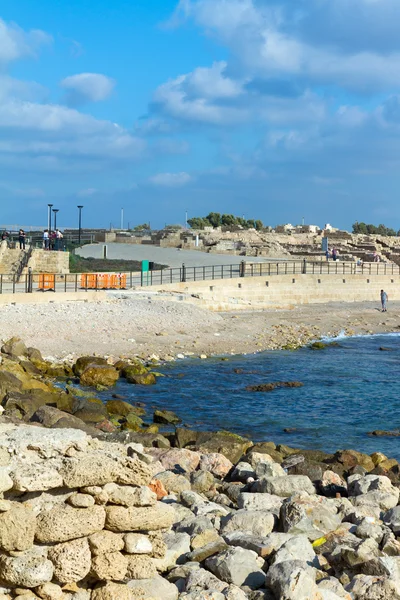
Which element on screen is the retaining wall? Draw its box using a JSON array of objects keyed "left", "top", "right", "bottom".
[{"left": 144, "top": 274, "right": 400, "bottom": 311}]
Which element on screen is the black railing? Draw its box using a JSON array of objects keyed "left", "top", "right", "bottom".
[{"left": 0, "top": 260, "right": 398, "bottom": 294}]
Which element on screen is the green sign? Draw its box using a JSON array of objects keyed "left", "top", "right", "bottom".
[{"left": 141, "top": 260, "right": 149, "bottom": 286}]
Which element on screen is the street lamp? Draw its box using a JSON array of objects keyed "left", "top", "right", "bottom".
[
  {"left": 47, "top": 204, "right": 53, "bottom": 236},
  {"left": 52, "top": 209, "right": 59, "bottom": 231},
  {"left": 77, "top": 205, "right": 84, "bottom": 245}
]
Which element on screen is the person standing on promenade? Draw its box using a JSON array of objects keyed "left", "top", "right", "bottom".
[
  {"left": 381, "top": 289, "right": 388, "bottom": 312},
  {"left": 18, "top": 229, "right": 26, "bottom": 250},
  {"left": 332, "top": 247, "right": 337, "bottom": 261},
  {"left": 43, "top": 229, "right": 49, "bottom": 250}
]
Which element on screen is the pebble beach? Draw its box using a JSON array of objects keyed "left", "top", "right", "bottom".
[{"left": 0, "top": 296, "right": 399, "bottom": 360}]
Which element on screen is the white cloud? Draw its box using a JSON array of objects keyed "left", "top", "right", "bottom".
[
  {"left": 0, "top": 18, "right": 51, "bottom": 64},
  {"left": 175, "top": 0, "right": 400, "bottom": 94},
  {"left": 149, "top": 172, "right": 192, "bottom": 187},
  {"left": 153, "top": 64, "right": 247, "bottom": 125},
  {"left": 60, "top": 73, "right": 115, "bottom": 106}
]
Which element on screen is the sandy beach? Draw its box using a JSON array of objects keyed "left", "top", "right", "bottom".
[{"left": 0, "top": 296, "right": 398, "bottom": 360}]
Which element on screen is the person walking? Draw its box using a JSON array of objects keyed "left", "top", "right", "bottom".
[
  {"left": 43, "top": 229, "right": 49, "bottom": 250},
  {"left": 381, "top": 289, "right": 388, "bottom": 312},
  {"left": 18, "top": 229, "right": 26, "bottom": 250}
]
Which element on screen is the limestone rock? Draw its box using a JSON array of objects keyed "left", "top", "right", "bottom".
[
  {"left": 199, "top": 453, "right": 233, "bottom": 478},
  {"left": 89, "top": 531, "right": 124, "bottom": 555},
  {"left": 126, "top": 555, "right": 157, "bottom": 580},
  {"left": 105, "top": 503, "right": 174, "bottom": 532},
  {"left": 0, "top": 547, "right": 53, "bottom": 588},
  {"left": 128, "top": 575, "right": 179, "bottom": 600},
  {"left": 11, "top": 464, "right": 63, "bottom": 493},
  {"left": 237, "top": 492, "right": 283, "bottom": 515},
  {"left": 184, "top": 567, "right": 227, "bottom": 592},
  {"left": 103, "top": 483, "right": 157, "bottom": 507},
  {"left": 36, "top": 583, "right": 64, "bottom": 600},
  {"left": 0, "top": 504, "right": 36, "bottom": 551},
  {"left": 124, "top": 533, "right": 153, "bottom": 554},
  {"left": 252, "top": 475, "right": 315, "bottom": 497},
  {"left": 0, "top": 468, "right": 13, "bottom": 494},
  {"left": 67, "top": 493, "right": 95, "bottom": 508},
  {"left": 190, "top": 471, "right": 215, "bottom": 494},
  {"left": 1, "top": 337, "right": 27, "bottom": 358},
  {"left": 154, "top": 472, "right": 191, "bottom": 495},
  {"left": 271, "top": 536, "right": 316, "bottom": 566},
  {"left": 91, "top": 551, "right": 128, "bottom": 581},
  {"left": 152, "top": 532, "right": 190, "bottom": 572},
  {"left": 255, "top": 461, "right": 286, "bottom": 478},
  {"left": 61, "top": 455, "right": 152, "bottom": 488},
  {"left": 345, "top": 574, "right": 400, "bottom": 599},
  {"left": 266, "top": 559, "right": 320, "bottom": 600},
  {"left": 48, "top": 537, "right": 91, "bottom": 584},
  {"left": 91, "top": 582, "right": 146, "bottom": 600},
  {"left": 205, "top": 547, "right": 266, "bottom": 589},
  {"left": 281, "top": 493, "right": 342, "bottom": 541},
  {"left": 221, "top": 510, "right": 275, "bottom": 537},
  {"left": 35, "top": 505, "right": 106, "bottom": 543}
]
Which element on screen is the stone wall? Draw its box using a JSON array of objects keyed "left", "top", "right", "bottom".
[
  {"left": 145, "top": 273, "right": 400, "bottom": 311},
  {"left": 0, "top": 423, "right": 176, "bottom": 600},
  {"left": 24, "top": 250, "right": 70, "bottom": 274}
]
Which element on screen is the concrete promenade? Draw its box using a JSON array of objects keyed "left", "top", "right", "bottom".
[
  {"left": 140, "top": 272, "right": 400, "bottom": 311},
  {"left": 77, "top": 243, "right": 267, "bottom": 268}
]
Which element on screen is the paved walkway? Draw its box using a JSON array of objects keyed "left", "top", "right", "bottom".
[{"left": 77, "top": 243, "right": 267, "bottom": 268}]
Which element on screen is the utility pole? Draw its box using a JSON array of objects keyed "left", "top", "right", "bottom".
[
  {"left": 47, "top": 204, "right": 53, "bottom": 236},
  {"left": 77, "top": 205, "right": 83, "bottom": 245},
  {"left": 121, "top": 208, "right": 124, "bottom": 230},
  {"left": 53, "top": 209, "right": 59, "bottom": 231},
  {"left": 185, "top": 209, "right": 188, "bottom": 229}
]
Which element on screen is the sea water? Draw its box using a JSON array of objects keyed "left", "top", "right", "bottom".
[{"left": 99, "top": 334, "right": 400, "bottom": 459}]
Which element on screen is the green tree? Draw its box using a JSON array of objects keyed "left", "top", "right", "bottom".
[
  {"left": 133, "top": 223, "right": 150, "bottom": 231},
  {"left": 254, "top": 220, "right": 264, "bottom": 231},
  {"left": 205, "top": 212, "right": 222, "bottom": 228}
]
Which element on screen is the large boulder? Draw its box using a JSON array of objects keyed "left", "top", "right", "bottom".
[
  {"left": 252, "top": 475, "right": 315, "bottom": 497},
  {"left": 122, "top": 364, "right": 149, "bottom": 378},
  {"left": 0, "top": 546, "right": 53, "bottom": 588},
  {"left": 266, "top": 560, "right": 320, "bottom": 600},
  {"left": 105, "top": 503, "right": 175, "bottom": 532},
  {"left": 154, "top": 410, "right": 182, "bottom": 425},
  {"left": 91, "top": 582, "right": 144, "bottom": 600},
  {"left": 48, "top": 537, "right": 92, "bottom": 584},
  {"left": 205, "top": 547, "right": 266, "bottom": 589},
  {"left": 345, "top": 574, "right": 400, "bottom": 599},
  {"left": 79, "top": 365, "right": 119, "bottom": 388},
  {"left": 127, "top": 373, "right": 157, "bottom": 385},
  {"left": 221, "top": 510, "right": 275, "bottom": 537},
  {"left": 35, "top": 505, "right": 106, "bottom": 543},
  {"left": 196, "top": 432, "right": 252, "bottom": 464},
  {"left": 0, "top": 504, "right": 36, "bottom": 551},
  {"left": 73, "top": 356, "right": 108, "bottom": 377},
  {"left": 348, "top": 474, "right": 399, "bottom": 511},
  {"left": 1, "top": 337, "right": 27, "bottom": 358},
  {"left": 281, "top": 493, "right": 342, "bottom": 541}
]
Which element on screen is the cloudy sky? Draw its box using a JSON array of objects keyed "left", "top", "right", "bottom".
[{"left": 1, "top": 0, "right": 400, "bottom": 229}]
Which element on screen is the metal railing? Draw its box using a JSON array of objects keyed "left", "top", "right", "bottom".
[{"left": 0, "top": 260, "right": 399, "bottom": 295}]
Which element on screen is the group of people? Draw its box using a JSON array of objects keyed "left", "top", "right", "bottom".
[
  {"left": 1, "top": 229, "right": 26, "bottom": 249},
  {"left": 43, "top": 229, "right": 63, "bottom": 250},
  {"left": 325, "top": 247, "right": 338, "bottom": 261}
]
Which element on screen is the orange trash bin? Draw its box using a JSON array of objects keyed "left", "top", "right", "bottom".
[{"left": 38, "top": 274, "right": 55, "bottom": 291}]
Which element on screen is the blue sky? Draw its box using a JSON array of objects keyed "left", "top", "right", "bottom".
[{"left": 2, "top": 0, "right": 400, "bottom": 229}]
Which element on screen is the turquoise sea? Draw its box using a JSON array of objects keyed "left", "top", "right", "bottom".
[{"left": 98, "top": 334, "right": 400, "bottom": 459}]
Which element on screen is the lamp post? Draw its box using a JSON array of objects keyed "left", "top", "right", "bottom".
[
  {"left": 52, "top": 209, "right": 59, "bottom": 231},
  {"left": 48, "top": 204, "right": 53, "bottom": 236},
  {"left": 77, "top": 205, "right": 83, "bottom": 245}
]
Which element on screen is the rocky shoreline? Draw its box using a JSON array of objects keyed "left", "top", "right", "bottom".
[{"left": 0, "top": 338, "right": 399, "bottom": 598}]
